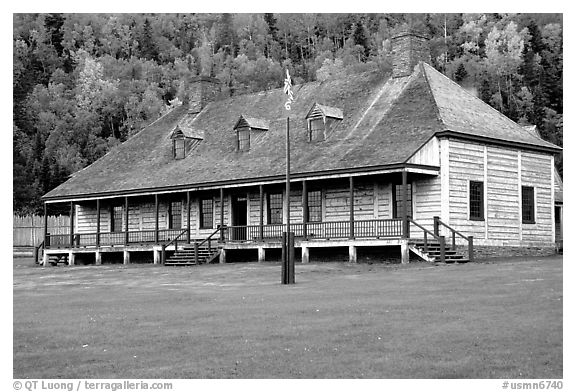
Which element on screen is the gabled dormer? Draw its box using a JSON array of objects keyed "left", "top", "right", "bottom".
[
  {"left": 305, "top": 103, "right": 343, "bottom": 142},
  {"left": 170, "top": 125, "right": 203, "bottom": 160},
  {"left": 233, "top": 115, "right": 269, "bottom": 151}
]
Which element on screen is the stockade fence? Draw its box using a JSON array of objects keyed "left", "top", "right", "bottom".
[{"left": 13, "top": 215, "right": 70, "bottom": 247}]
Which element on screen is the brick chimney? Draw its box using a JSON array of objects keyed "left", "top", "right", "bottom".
[
  {"left": 391, "top": 30, "right": 431, "bottom": 78},
  {"left": 186, "top": 76, "right": 221, "bottom": 114}
]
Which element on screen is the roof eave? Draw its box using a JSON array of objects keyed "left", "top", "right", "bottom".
[
  {"left": 436, "top": 130, "right": 562, "bottom": 154},
  {"left": 41, "top": 163, "right": 439, "bottom": 203}
]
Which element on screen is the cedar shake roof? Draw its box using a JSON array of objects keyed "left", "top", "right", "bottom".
[
  {"left": 234, "top": 116, "right": 269, "bottom": 130},
  {"left": 174, "top": 115, "right": 204, "bottom": 139},
  {"left": 43, "top": 63, "right": 561, "bottom": 200},
  {"left": 423, "top": 63, "right": 559, "bottom": 149},
  {"left": 307, "top": 103, "right": 344, "bottom": 120}
]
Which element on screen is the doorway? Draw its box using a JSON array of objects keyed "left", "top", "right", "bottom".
[{"left": 231, "top": 195, "right": 248, "bottom": 241}]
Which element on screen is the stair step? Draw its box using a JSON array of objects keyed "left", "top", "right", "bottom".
[
  {"left": 172, "top": 251, "right": 211, "bottom": 256},
  {"left": 166, "top": 256, "right": 201, "bottom": 261},
  {"left": 165, "top": 262, "right": 198, "bottom": 266},
  {"left": 181, "top": 246, "right": 221, "bottom": 250},
  {"left": 426, "top": 252, "right": 460, "bottom": 257}
]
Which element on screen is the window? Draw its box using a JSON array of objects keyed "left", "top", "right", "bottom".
[
  {"left": 237, "top": 127, "right": 250, "bottom": 151},
  {"left": 522, "top": 186, "right": 535, "bottom": 224},
  {"left": 268, "top": 193, "right": 283, "bottom": 224},
  {"left": 392, "top": 184, "right": 413, "bottom": 218},
  {"left": 200, "top": 198, "right": 213, "bottom": 229},
  {"left": 307, "top": 190, "right": 322, "bottom": 222},
  {"left": 111, "top": 205, "right": 124, "bottom": 232},
  {"left": 173, "top": 138, "right": 186, "bottom": 159},
  {"left": 469, "top": 181, "right": 484, "bottom": 221},
  {"left": 169, "top": 201, "right": 182, "bottom": 229},
  {"left": 308, "top": 118, "right": 325, "bottom": 142}
]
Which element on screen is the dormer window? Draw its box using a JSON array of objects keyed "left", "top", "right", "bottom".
[
  {"left": 309, "top": 118, "right": 325, "bottom": 142},
  {"left": 306, "top": 103, "right": 343, "bottom": 142},
  {"left": 234, "top": 115, "right": 269, "bottom": 152},
  {"left": 237, "top": 126, "right": 250, "bottom": 151},
  {"left": 173, "top": 137, "right": 186, "bottom": 159},
  {"left": 170, "top": 124, "right": 203, "bottom": 160}
]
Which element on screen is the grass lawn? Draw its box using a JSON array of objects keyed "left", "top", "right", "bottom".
[{"left": 13, "top": 256, "right": 562, "bottom": 379}]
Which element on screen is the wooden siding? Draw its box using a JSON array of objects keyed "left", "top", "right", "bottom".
[
  {"left": 76, "top": 204, "right": 96, "bottom": 234},
  {"left": 376, "top": 183, "right": 392, "bottom": 218},
  {"left": 354, "top": 183, "right": 375, "bottom": 219},
  {"left": 407, "top": 136, "right": 439, "bottom": 166},
  {"left": 248, "top": 191, "right": 262, "bottom": 225},
  {"left": 288, "top": 189, "right": 303, "bottom": 224},
  {"left": 444, "top": 138, "right": 554, "bottom": 246},
  {"left": 486, "top": 146, "right": 520, "bottom": 242},
  {"left": 521, "top": 151, "right": 553, "bottom": 243},
  {"left": 140, "top": 202, "right": 156, "bottom": 230},
  {"left": 448, "top": 140, "right": 486, "bottom": 239},
  {"left": 413, "top": 175, "right": 441, "bottom": 230},
  {"left": 76, "top": 200, "right": 180, "bottom": 233},
  {"left": 209, "top": 196, "right": 229, "bottom": 233}
]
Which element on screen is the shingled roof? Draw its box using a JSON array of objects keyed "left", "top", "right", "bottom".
[{"left": 43, "top": 63, "right": 561, "bottom": 200}]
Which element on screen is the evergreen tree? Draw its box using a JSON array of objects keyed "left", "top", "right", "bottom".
[
  {"left": 215, "top": 13, "right": 237, "bottom": 56},
  {"left": 264, "top": 13, "right": 278, "bottom": 40},
  {"left": 352, "top": 20, "right": 369, "bottom": 60},
  {"left": 138, "top": 18, "right": 159, "bottom": 61},
  {"left": 44, "top": 13, "right": 65, "bottom": 56},
  {"left": 454, "top": 62, "right": 468, "bottom": 82}
]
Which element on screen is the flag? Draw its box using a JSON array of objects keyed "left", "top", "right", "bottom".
[{"left": 283, "top": 69, "right": 295, "bottom": 110}]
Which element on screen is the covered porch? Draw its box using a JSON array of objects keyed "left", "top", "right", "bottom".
[{"left": 39, "top": 165, "right": 465, "bottom": 265}]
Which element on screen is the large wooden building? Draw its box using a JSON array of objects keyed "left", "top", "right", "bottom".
[{"left": 39, "top": 31, "right": 562, "bottom": 266}]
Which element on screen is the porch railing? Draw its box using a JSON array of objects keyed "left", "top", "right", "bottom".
[
  {"left": 44, "top": 219, "right": 405, "bottom": 248},
  {"left": 223, "top": 218, "right": 403, "bottom": 242},
  {"left": 45, "top": 229, "right": 190, "bottom": 249}
]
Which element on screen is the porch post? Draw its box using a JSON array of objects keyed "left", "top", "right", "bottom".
[
  {"left": 349, "top": 176, "right": 355, "bottom": 239},
  {"left": 43, "top": 202, "right": 48, "bottom": 248},
  {"left": 124, "top": 196, "right": 129, "bottom": 245},
  {"left": 154, "top": 194, "right": 159, "bottom": 244},
  {"left": 259, "top": 185, "right": 264, "bottom": 241},
  {"left": 220, "top": 188, "right": 225, "bottom": 242},
  {"left": 302, "top": 180, "right": 308, "bottom": 240},
  {"left": 96, "top": 199, "right": 101, "bottom": 247},
  {"left": 69, "top": 201, "right": 74, "bottom": 248},
  {"left": 186, "top": 191, "right": 191, "bottom": 244},
  {"left": 402, "top": 170, "right": 409, "bottom": 238}
]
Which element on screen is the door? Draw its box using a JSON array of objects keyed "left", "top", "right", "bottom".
[{"left": 231, "top": 195, "right": 248, "bottom": 241}]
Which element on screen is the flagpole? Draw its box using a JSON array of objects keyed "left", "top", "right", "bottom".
[
  {"left": 283, "top": 69, "right": 295, "bottom": 285},
  {"left": 286, "top": 116, "right": 290, "bottom": 238},
  {"left": 285, "top": 117, "right": 295, "bottom": 284}
]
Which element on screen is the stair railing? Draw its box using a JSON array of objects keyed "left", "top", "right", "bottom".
[
  {"left": 193, "top": 226, "right": 224, "bottom": 264},
  {"left": 408, "top": 218, "right": 445, "bottom": 262},
  {"left": 161, "top": 229, "right": 189, "bottom": 264},
  {"left": 408, "top": 217, "right": 446, "bottom": 262},
  {"left": 34, "top": 240, "right": 45, "bottom": 265},
  {"left": 433, "top": 217, "right": 474, "bottom": 262}
]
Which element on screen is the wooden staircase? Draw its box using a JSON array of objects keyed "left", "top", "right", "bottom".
[
  {"left": 407, "top": 217, "right": 473, "bottom": 264},
  {"left": 42, "top": 254, "right": 69, "bottom": 266},
  {"left": 409, "top": 240, "right": 468, "bottom": 263},
  {"left": 164, "top": 243, "right": 222, "bottom": 266}
]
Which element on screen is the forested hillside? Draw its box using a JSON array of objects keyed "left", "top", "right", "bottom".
[{"left": 13, "top": 13, "right": 563, "bottom": 214}]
